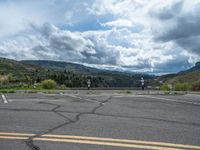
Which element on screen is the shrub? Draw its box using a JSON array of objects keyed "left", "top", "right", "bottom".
[
  {"left": 41, "top": 80, "right": 56, "bottom": 89},
  {"left": 174, "top": 83, "right": 191, "bottom": 91},
  {"left": 160, "top": 84, "right": 170, "bottom": 91},
  {"left": 192, "top": 82, "right": 200, "bottom": 91},
  {"left": 8, "top": 90, "right": 15, "bottom": 93},
  {"left": 60, "top": 84, "right": 66, "bottom": 90},
  {"left": 0, "top": 90, "right": 8, "bottom": 93}
]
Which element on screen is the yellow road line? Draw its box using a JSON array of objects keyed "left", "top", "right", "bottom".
[
  {"left": 0, "top": 135, "right": 28, "bottom": 140},
  {"left": 0, "top": 132, "right": 35, "bottom": 136},
  {"left": 0, "top": 132, "right": 199, "bottom": 149},
  {"left": 42, "top": 134, "right": 200, "bottom": 149},
  {"left": 0, "top": 135, "right": 181, "bottom": 150},
  {"left": 34, "top": 137, "right": 182, "bottom": 150}
]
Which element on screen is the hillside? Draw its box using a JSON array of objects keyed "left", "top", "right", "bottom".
[
  {"left": 21, "top": 60, "right": 155, "bottom": 86},
  {"left": 0, "top": 58, "right": 154, "bottom": 87},
  {"left": 0, "top": 57, "right": 47, "bottom": 76},
  {"left": 159, "top": 71, "right": 200, "bottom": 84},
  {"left": 0, "top": 57, "right": 45, "bottom": 74},
  {"left": 21, "top": 60, "right": 103, "bottom": 75}
]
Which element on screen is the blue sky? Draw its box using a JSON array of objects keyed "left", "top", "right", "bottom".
[{"left": 0, "top": 0, "right": 200, "bottom": 74}]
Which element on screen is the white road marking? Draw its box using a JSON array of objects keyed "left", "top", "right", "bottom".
[{"left": 1, "top": 94, "right": 8, "bottom": 103}]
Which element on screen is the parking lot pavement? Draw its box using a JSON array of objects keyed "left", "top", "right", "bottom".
[{"left": 0, "top": 92, "right": 200, "bottom": 150}]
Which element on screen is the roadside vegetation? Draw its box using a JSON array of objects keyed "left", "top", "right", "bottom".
[
  {"left": 0, "top": 58, "right": 154, "bottom": 91},
  {"left": 160, "top": 82, "right": 200, "bottom": 92},
  {"left": 174, "top": 83, "right": 191, "bottom": 91},
  {"left": 158, "top": 71, "right": 200, "bottom": 92},
  {"left": 41, "top": 79, "right": 56, "bottom": 89}
]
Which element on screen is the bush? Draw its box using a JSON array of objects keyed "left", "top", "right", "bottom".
[
  {"left": 41, "top": 80, "right": 56, "bottom": 89},
  {"left": 160, "top": 84, "right": 171, "bottom": 91},
  {"left": 174, "top": 83, "right": 191, "bottom": 91},
  {"left": 60, "top": 84, "right": 66, "bottom": 90},
  {"left": 192, "top": 82, "right": 200, "bottom": 91}
]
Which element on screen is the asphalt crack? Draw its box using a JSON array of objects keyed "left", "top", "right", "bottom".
[
  {"left": 24, "top": 96, "right": 112, "bottom": 150},
  {"left": 25, "top": 101, "right": 73, "bottom": 150},
  {"left": 25, "top": 140, "right": 40, "bottom": 150}
]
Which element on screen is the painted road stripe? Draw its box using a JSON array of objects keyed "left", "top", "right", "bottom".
[
  {"left": 0, "top": 132, "right": 35, "bottom": 136},
  {"left": 0, "top": 132, "right": 200, "bottom": 149},
  {"left": 33, "top": 138, "right": 181, "bottom": 150},
  {"left": 0, "top": 135, "right": 28, "bottom": 140},
  {"left": 0, "top": 135, "right": 180, "bottom": 150},
  {"left": 42, "top": 134, "right": 200, "bottom": 149},
  {"left": 1, "top": 94, "right": 8, "bottom": 103}
]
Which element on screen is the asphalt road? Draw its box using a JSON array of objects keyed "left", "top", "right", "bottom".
[{"left": 0, "top": 91, "right": 200, "bottom": 150}]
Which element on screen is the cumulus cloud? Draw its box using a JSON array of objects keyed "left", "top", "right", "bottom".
[
  {"left": 0, "top": 0, "right": 199, "bottom": 74},
  {"left": 151, "top": 0, "right": 200, "bottom": 55}
]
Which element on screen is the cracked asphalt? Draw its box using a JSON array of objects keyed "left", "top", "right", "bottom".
[{"left": 0, "top": 91, "right": 200, "bottom": 150}]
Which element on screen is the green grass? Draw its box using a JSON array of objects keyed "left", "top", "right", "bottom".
[{"left": 0, "top": 89, "right": 16, "bottom": 93}]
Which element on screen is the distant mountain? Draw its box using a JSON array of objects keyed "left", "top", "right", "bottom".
[
  {"left": 21, "top": 60, "right": 144, "bottom": 77},
  {"left": 179, "top": 62, "right": 200, "bottom": 74},
  {"left": 21, "top": 60, "right": 104, "bottom": 75},
  {"left": 0, "top": 58, "right": 154, "bottom": 87},
  {"left": 21, "top": 60, "right": 155, "bottom": 87}
]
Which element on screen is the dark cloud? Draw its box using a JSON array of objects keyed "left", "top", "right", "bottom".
[
  {"left": 151, "top": 0, "right": 200, "bottom": 55},
  {"left": 150, "top": 0, "right": 183, "bottom": 20}
]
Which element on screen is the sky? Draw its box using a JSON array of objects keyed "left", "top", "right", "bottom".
[{"left": 0, "top": 0, "right": 200, "bottom": 74}]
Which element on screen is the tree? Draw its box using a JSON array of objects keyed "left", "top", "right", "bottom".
[{"left": 7, "top": 73, "right": 13, "bottom": 82}]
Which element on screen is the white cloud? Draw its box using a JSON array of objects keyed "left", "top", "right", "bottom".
[
  {"left": 102, "top": 19, "right": 133, "bottom": 28},
  {"left": 0, "top": 0, "right": 199, "bottom": 74}
]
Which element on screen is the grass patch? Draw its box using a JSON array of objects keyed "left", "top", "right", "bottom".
[{"left": 0, "top": 90, "right": 16, "bottom": 93}]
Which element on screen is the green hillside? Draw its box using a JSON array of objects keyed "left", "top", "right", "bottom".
[
  {"left": 167, "top": 71, "right": 200, "bottom": 84},
  {"left": 21, "top": 60, "right": 102, "bottom": 75},
  {"left": 0, "top": 58, "right": 154, "bottom": 88},
  {"left": 157, "top": 71, "right": 200, "bottom": 91},
  {"left": 158, "top": 71, "right": 200, "bottom": 84},
  {"left": 0, "top": 58, "right": 43, "bottom": 74}
]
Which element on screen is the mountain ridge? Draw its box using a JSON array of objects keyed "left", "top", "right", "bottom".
[
  {"left": 179, "top": 62, "right": 200, "bottom": 74},
  {"left": 0, "top": 58, "right": 154, "bottom": 87}
]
